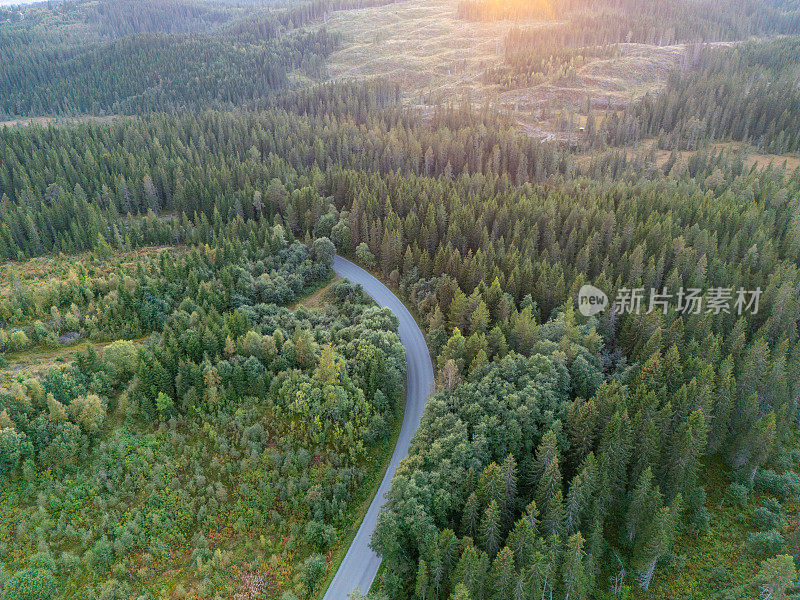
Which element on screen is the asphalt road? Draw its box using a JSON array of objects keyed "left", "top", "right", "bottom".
[{"left": 322, "top": 256, "right": 434, "bottom": 599}]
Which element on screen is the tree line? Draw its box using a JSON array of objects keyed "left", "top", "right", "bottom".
[
  {"left": 0, "top": 0, "right": 409, "bottom": 117},
  {"left": 596, "top": 37, "right": 800, "bottom": 154}
]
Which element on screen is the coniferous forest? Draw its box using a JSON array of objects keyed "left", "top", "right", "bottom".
[{"left": 1, "top": 0, "right": 800, "bottom": 599}]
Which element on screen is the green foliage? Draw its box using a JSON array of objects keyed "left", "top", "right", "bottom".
[
  {"left": 155, "top": 392, "right": 174, "bottom": 417},
  {"left": 727, "top": 483, "right": 750, "bottom": 509},
  {"left": 355, "top": 243, "right": 376, "bottom": 269},
  {"left": 0, "top": 5, "right": 799, "bottom": 595},
  {"left": 0, "top": 554, "right": 56, "bottom": 600},
  {"left": 747, "top": 530, "right": 785, "bottom": 557},
  {"left": 311, "top": 237, "right": 336, "bottom": 268},
  {"left": 755, "top": 469, "right": 800, "bottom": 501},
  {"left": 103, "top": 340, "right": 138, "bottom": 384},
  {"left": 751, "top": 504, "right": 786, "bottom": 531},
  {"left": 0, "top": 238, "right": 403, "bottom": 598},
  {"left": 754, "top": 555, "right": 798, "bottom": 599},
  {"left": 301, "top": 554, "right": 327, "bottom": 591}
]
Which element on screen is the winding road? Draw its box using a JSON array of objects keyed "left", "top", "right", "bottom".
[{"left": 323, "top": 256, "right": 434, "bottom": 599}]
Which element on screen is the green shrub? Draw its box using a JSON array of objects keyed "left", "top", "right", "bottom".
[
  {"left": 710, "top": 565, "right": 730, "bottom": 584},
  {"left": 747, "top": 530, "right": 785, "bottom": 556},
  {"left": 102, "top": 340, "right": 139, "bottom": 384},
  {"left": 755, "top": 470, "right": 800, "bottom": 500},
  {"left": 302, "top": 554, "right": 327, "bottom": 591},
  {"left": 311, "top": 237, "right": 336, "bottom": 267},
  {"left": 0, "top": 568, "right": 56, "bottom": 600},
  {"left": 727, "top": 482, "right": 749, "bottom": 509},
  {"left": 790, "top": 450, "right": 800, "bottom": 468},
  {"left": 751, "top": 506, "right": 785, "bottom": 530},
  {"left": 687, "top": 486, "right": 711, "bottom": 536},
  {"left": 355, "top": 243, "right": 376, "bottom": 268},
  {"left": 305, "top": 519, "right": 337, "bottom": 550},
  {"left": 26, "top": 554, "right": 55, "bottom": 573},
  {"left": 7, "top": 331, "right": 30, "bottom": 352},
  {"left": 155, "top": 392, "right": 174, "bottom": 417}
]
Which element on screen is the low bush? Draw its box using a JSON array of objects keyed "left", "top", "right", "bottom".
[
  {"left": 727, "top": 482, "right": 749, "bottom": 509},
  {"left": 746, "top": 530, "right": 785, "bottom": 557}
]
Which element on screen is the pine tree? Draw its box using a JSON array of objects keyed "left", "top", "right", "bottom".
[
  {"left": 542, "top": 489, "right": 566, "bottom": 539},
  {"left": 416, "top": 558, "right": 430, "bottom": 600},
  {"left": 480, "top": 500, "right": 502, "bottom": 558},
  {"left": 470, "top": 300, "right": 490, "bottom": 334},
  {"left": 562, "top": 533, "right": 591, "bottom": 600},
  {"left": 597, "top": 410, "right": 632, "bottom": 509},
  {"left": 633, "top": 495, "right": 682, "bottom": 590},
  {"left": 624, "top": 467, "right": 662, "bottom": 545},
  {"left": 565, "top": 453, "right": 597, "bottom": 536},
  {"left": 662, "top": 409, "right": 707, "bottom": 499},
  {"left": 747, "top": 412, "right": 777, "bottom": 485},
  {"left": 567, "top": 398, "right": 598, "bottom": 469},
  {"left": 531, "top": 429, "right": 560, "bottom": 492},
  {"left": 489, "top": 547, "right": 516, "bottom": 600},
  {"left": 501, "top": 454, "right": 518, "bottom": 525},
  {"left": 536, "top": 454, "right": 562, "bottom": 518},
  {"left": 507, "top": 516, "right": 538, "bottom": 571},
  {"left": 462, "top": 493, "right": 481, "bottom": 539}
]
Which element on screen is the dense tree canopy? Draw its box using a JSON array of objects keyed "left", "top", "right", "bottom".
[{"left": 1, "top": 0, "right": 800, "bottom": 596}]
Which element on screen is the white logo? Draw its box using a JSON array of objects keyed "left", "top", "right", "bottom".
[{"left": 578, "top": 284, "right": 608, "bottom": 317}]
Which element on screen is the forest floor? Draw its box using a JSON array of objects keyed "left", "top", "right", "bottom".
[
  {"left": 324, "top": 0, "right": 694, "bottom": 140},
  {"left": 643, "top": 454, "right": 800, "bottom": 599}
]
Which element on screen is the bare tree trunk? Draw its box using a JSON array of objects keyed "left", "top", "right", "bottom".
[
  {"left": 638, "top": 557, "right": 658, "bottom": 591},
  {"left": 750, "top": 465, "right": 759, "bottom": 486}
]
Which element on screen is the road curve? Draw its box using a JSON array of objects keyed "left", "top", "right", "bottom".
[{"left": 323, "top": 256, "right": 434, "bottom": 599}]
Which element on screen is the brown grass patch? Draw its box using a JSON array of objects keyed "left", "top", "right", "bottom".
[
  {"left": 289, "top": 276, "right": 340, "bottom": 311},
  {"left": 325, "top": 0, "right": 707, "bottom": 139}
]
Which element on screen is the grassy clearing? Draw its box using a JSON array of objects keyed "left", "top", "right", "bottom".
[
  {"left": 661, "top": 142, "right": 800, "bottom": 173},
  {"left": 288, "top": 275, "right": 341, "bottom": 311},
  {"left": 1, "top": 337, "right": 148, "bottom": 384},
  {"left": 599, "top": 140, "right": 800, "bottom": 175},
  {"left": 0, "top": 245, "right": 174, "bottom": 298}
]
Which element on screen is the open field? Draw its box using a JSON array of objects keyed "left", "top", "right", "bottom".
[
  {"left": 656, "top": 142, "right": 800, "bottom": 173},
  {"left": 325, "top": 0, "right": 688, "bottom": 139}
]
